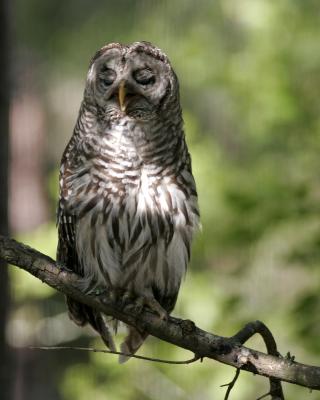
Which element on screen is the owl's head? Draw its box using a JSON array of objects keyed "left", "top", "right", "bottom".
[{"left": 84, "top": 42, "right": 180, "bottom": 120}]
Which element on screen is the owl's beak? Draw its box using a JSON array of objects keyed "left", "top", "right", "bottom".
[{"left": 118, "top": 80, "right": 126, "bottom": 112}]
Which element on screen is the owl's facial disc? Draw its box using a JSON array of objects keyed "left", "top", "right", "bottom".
[
  {"left": 89, "top": 45, "right": 172, "bottom": 120},
  {"left": 94, "top": 63, "right": 155, "bottom": 118}
]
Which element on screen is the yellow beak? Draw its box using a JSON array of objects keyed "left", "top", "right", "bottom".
[{"left": 118, "top": 80, "right": 126, "bottom": 112}]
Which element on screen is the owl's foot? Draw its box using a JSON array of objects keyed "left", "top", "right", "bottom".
[
  {"left": 118, "top": 289, "right": 135, "bottom": 308},
  {"left": 107, "top": 288, "right": 135, "bottom": 310},
  {"left": 108, "top": 288, "right": 168, "bottom": 320},
  {"left": 132, "top": 295, "right": 168, "bottom": 320}
]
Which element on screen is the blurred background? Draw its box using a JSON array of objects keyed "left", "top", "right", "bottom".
[{"left": 1, "top": 0, "right": 320, "bottom": 399}]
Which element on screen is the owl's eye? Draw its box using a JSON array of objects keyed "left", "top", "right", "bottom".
[
  {"left": 99, "top": 67, "right": 116, "bottom": 87},
  {"left": 133, "top": 68, "right": 155, "bottom": 86}
]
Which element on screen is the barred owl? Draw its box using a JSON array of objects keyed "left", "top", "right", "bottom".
[{"left": 57, "top": 41, "right": 199, "bottom": 362}]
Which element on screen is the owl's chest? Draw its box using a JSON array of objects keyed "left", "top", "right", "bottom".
[
  {"left": 69, "top": 156, "right": 196, "bottom": 242},
  {"left": 72, "top": 159, "right": 184, "bottom": 219},
  {"left": 67, "top": 121, "right": 198, "bottom": 243}
]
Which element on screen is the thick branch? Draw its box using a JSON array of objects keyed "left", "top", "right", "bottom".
[{"left": 1, "top": 235, "right": 320, "bottom": 391}]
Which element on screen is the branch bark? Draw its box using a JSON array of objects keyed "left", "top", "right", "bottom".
[{"left": 1, "top": 235, "right": 320, "bottom": 395}]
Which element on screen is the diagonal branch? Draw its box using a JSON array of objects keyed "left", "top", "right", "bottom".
[{"left": 1, "top": 235, "right": 320, "bottom": 393}]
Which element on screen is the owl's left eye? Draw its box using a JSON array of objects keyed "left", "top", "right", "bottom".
[
  {"left": 99, "top": 67, "right": 116, "bottom": 87},
  {"left": 133, "top": 68, "right": 155, "bottom": 86}
]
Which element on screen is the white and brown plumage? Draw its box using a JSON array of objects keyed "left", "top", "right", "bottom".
[{"left": 57, "top": 41, "right": 199, "bottom": 362}]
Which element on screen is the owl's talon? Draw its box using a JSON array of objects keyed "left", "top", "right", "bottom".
[
  {"left": 131, "top": 296, "right": 144, "bottom": 314},
  {"left": 108, "top": 288, "right": 135, "bottom": 310},
  {"left": 145, "top": 297, "right": 168, "bottom": 320},
  {"left": 119, "top": 290, "right": 134, "bottom": 308},
  {"left": 109, "top": 288, "right": 119, "bottom": 303},
  {"left": 134, "top": 296, "right": 168, "bottom": 320}
]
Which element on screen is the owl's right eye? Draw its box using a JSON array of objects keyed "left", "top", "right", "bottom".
[
  {"left": 99, "top": 67, "right": 116, "bottom": 87},
  {"left": 133, "top": 68, "right": 155, "bottom": 86}
]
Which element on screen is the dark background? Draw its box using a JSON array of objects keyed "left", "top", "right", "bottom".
[{"left": 1, "top": 1, "right": 320, "bottom": 399}]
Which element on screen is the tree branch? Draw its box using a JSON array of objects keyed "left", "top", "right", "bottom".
[{"left": 1, "top": 235, "right": 320, "bottom": 395}]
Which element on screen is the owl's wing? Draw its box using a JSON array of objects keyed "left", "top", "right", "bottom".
[
  {"left": 57, "top": 207, "right": 79, "bottom": 273},
  {"left": 56, "top": 141, "right": 84, "bottom": 276},
  {"left": 57, "top": 187, "right": 116, "bottom": 351},
  {"left": 57, "top": 203, "right": 89, "bottom": 326}
]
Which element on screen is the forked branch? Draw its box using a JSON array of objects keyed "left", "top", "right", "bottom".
[{"left": 1, "top": 235, "right": 320, "bottom": 399}]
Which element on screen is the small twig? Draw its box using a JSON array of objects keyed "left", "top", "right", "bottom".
[
  {"left": 256, "top": 390, "right": 284, "bottom": 400},
  {"left": 231, "top": 321, "right": 284, "bottom": 400},
  {"left": 232, "top": 321, "right": 279, "bottom": 355},
  {"left": 29, "top": 345, "right": 200, "bottom": 365},
  {"left": 221, "top": 368, "right": 240, "bottom": 400},
  {"left": 256, "top": 392, "right": 271, "bottom": 400}
]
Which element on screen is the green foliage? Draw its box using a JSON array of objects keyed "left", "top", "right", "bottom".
[{"left": 11, "top": 1, "right": 320, "bottom": 399}]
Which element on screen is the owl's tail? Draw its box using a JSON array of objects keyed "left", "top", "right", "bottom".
[
  {"left": 67, "top": 296, "right": 116, "bottom": 352},
  {"left": 119, "top": 326, "right": 148, "bottom": 364}
]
